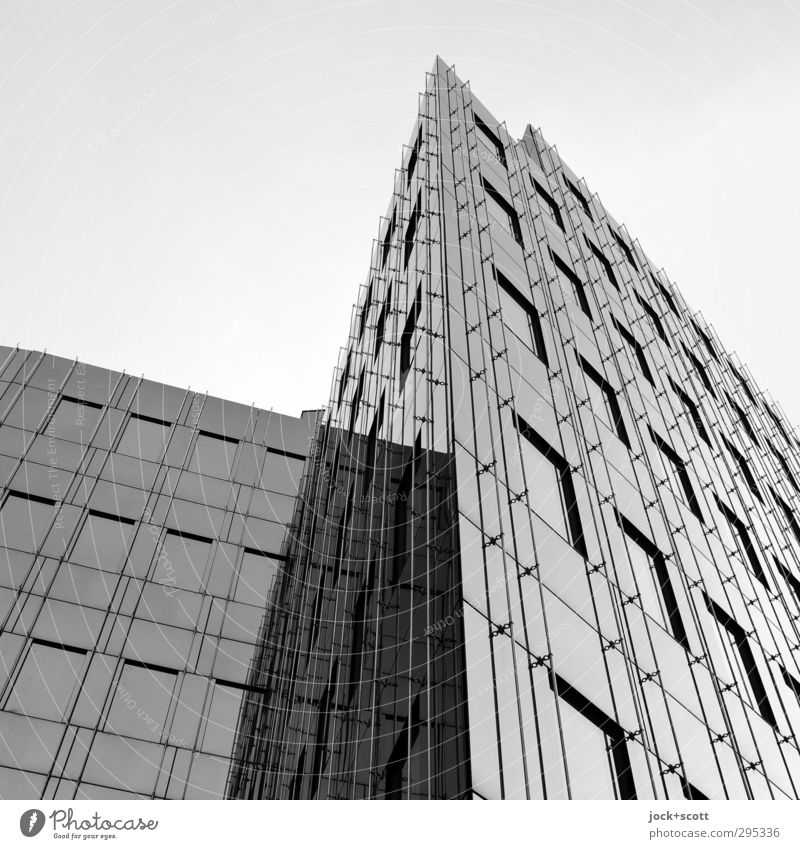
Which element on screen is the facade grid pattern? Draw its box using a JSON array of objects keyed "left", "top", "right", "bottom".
[
  {"left": 0, "top": 347, "right": 317, "bottom": 799},
  {"left": 229, "top": 58, "right": 800, "bottom": 800}
]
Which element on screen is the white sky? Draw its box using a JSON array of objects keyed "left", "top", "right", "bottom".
[{"left": 1, "top": 0, "right": 799, "bottom": 424}]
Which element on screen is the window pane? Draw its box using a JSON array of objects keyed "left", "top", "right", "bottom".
[
  {"left": 499, "top": 288, "right": 533, "bottom": 348},
  {"left": 520, "top": 441, "right": 566, "bottom": 539},
  {"left": 5, "top": 642, "right": 85, "bottom": 721},
  {"left": 189, "top": 434, "right": 237, "bottom": 479},
  {"left": 235, "top": 551, "right": 280, "bottom": 604},
  {"left": 486, "top": 194, "right": 516, "bottom": 242},
  {"left": 202, "top": 684, "right": 243, "bottom": 756},
  {"left": 185, "top": 753, "right": 229, "bottom": 799},
  {"left": 156, "top": 532, "right": 212, "bottom": 592},
  {"left": 117, "top": 417, "right": 170, "bottom": 462},
  {"left": 48, "top": 398, "right": 102, "bottom": 443},
  {"left": 0, "top": 494, "right": 55, "bottom": 553},
  {"left": 474, "top": 116, "right": 505, "bottom": 167},
  {"left": 626, "top": 537, "right": 663, "bottom": 627},
  {"left": 106, "top": 663, "right": 177, "bottom": 740},
  {"left": 723, "top": 629, "right": 758, "bottom": 708},
  {"left": 661, "top": 452, "right": 683, "bottom": 497},
  {"left": 585, "top": 375, "right": 613, "bottom": 432},
  {"left": 71, "top": 514, "right": 133, "bottom": 571},
  {"left": 560, "top": 698, "right": 615, "bottom": 799},
  {"left": 555, "top": 265, "right": 575, "bottom": 305}
]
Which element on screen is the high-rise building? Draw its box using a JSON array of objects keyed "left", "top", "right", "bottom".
[
  {"left": 228, "top": 58, "right": 800, "bottom": 800},
  {"left": 0, "top": 346, "right": 319, "bottom": 799},
  {"left": 3, "top": 57, "right": 800, "bottom": 802}
]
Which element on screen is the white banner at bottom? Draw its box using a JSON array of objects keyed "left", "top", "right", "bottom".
[{"left": 1, "top": 799, "right": 797, "bottom": 848}]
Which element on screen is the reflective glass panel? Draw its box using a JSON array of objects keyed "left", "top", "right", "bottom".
[
  {"left": 71, "top": 513, "right": 133, "bottom": 571},
  {"left": 5, "top": 642, "right": 85, "bottom": 721},
  {"left": 117, "top": 416, "right": 170, "bottom": 462},
  {"left": 560, "top": 697, "right": 615, "bottom": 799}
]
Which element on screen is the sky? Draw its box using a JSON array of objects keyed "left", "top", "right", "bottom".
[{"left": 1, "top": 0, "right": 799, "bottom": 424}]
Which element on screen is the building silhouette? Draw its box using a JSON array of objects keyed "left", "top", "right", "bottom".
[{"left": 3, "top": 58, "right": 800, "bottom": 799}]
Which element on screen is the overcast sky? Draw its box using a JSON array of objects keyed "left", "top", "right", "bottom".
[{"left": 1, "top": 0, "right": 798, "bottom": 426}]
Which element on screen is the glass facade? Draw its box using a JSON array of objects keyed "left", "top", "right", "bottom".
[
  {"left": 229, "top": 58, "right": 800, "bottom": 800},
  {"left": 0, "top": 347, "right": 319, "bottom": 799},
  {"left": 3, "top": 57, "right": 800, "bottom": 802}
]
